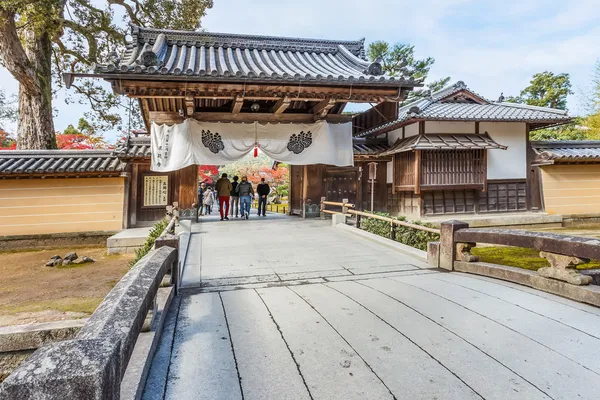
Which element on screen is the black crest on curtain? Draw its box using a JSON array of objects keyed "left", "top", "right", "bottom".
[
  {"left": 287, "top": 131, "right": 313, "bottom": 154},
  {"left": 201, "top": 130, "right": 225, "bottom": 154}
]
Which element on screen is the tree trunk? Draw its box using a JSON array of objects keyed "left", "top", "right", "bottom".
[{"left": 16, "top": 29, "right": 56, "bottom": 150}]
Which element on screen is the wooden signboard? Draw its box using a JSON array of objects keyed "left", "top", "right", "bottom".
[{"left": 143, "top": 175, "right": 169, "bottom": 208}]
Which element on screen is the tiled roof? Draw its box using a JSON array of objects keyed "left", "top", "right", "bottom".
[
  {"left": 380, "top": 133, "right": 507, "bottom": 156},
  {"left": 532, "top": 141, "right": 600, "bottom": 163},
  {"left": 114, "top": 135, "right": 151, "bottom": 159},
  {"left": 356, "top": 81, "right": 571, "bottom": 138},
  {"left": 93, "top": 25, "right": 415, "bottom": 86},
  {"left": 0, "top": 150, "right": 125, "bottom": 175},
  {"left": 353, "top": 139, "right": 389, "bottom": 155}
]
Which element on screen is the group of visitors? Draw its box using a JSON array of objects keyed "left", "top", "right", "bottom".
[{"left": 197, "top": 173, "right": 271, "bottom": 221}]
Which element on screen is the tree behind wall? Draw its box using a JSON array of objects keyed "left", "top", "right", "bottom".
[
  {"left": 0, "top": 1, "right": 212, "bottom": 150},
  {"left": 367, "top": 41, "right": 451, "bottom": 100},
  {"left": 506, "top": 71, "right": 573, "bottom": 110}
]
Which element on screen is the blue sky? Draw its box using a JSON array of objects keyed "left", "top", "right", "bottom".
[{"left": 1, "top": 0, "right": 598, "bottom": 143}]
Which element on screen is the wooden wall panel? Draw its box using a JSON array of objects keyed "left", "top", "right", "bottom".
[
  {"left": 387, "top": 186, "right": 420, "bottom": 217},
  {"left": 0, "top": 178, "right": 124, "bottom": 236},
  {"left": 358, "top": 162, "right": 387, "bottom": 212},
  {"left": 540, "top": 164, "right": 600, "bottom": 215},
  {"left": 178, "top": 165, "right": 198, "bottom": 208}
]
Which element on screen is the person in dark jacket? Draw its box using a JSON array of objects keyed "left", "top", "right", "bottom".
[
  {"left": 230, "top": 176, "right": 240, "bottom": 218},
  {"left": 236, "top": 176, "right": 254, "bottom": 220},
  {"left": 256, "top": 178, "right": 271, "bottom": 217}
]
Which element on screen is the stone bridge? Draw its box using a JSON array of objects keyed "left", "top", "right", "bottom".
[{"left": 2, "top": 215, "right": 600, "bottom": 400}]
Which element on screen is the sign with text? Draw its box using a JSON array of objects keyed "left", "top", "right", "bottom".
[{"left": 143, "top": 175, "right": 169, "bottom": 207}]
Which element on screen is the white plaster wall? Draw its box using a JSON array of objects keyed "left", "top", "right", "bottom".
[
  {"left": 405, "top": 123, "right": 419, "bottom": 137},
  {"left": 424, "top": 121, "right": 476, "bottom": 134},
  {"left": 387, "top": 161, "right": 393, "bottom": 183},
  {"left": 387, "top": 123, "right": 419, "bottom": 144},
  {"left": 388, "top": 127, "right": 403, "bottom": 143},
  {"left": 480, "top": 122, "right": 527, "bottom": 179}
]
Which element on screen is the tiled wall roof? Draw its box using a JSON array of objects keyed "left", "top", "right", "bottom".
[{"left": 0, "top": 150, "right": 125, "bottom": 176}]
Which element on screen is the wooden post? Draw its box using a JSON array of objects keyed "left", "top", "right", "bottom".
[
  {"left": 391, "top": 154, "right": 396, "bottom": 195},
  {"left": 356, "top": 214, "right": 361, "bottom": 229},
  {"left": 130, "top": 163, "right": 139, "bottom": 227},
  {"left": 390, "top": 220, "right": 396, "bottom": 241},
  {"left": 320, "top": 196, "right": 326, "bottom": 219},
  {"left": 414, "top": 150, "right": 422, "bottom": 195},
  {"left": 302, "top": 165, "right": 308, "bottom": 218},
  {"left": 121, "top": 170, "right": 131, "bottom": 229},
  {"left": 342, "top": 198, "right": 349, "bottom": 215}
]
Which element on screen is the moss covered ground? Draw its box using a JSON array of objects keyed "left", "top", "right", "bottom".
[{"left": 471, "top": 246, "right": 600, "bottom": 271}]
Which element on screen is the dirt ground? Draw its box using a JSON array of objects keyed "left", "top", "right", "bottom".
[{"left": 0, "top": 247, "right": 134, "bottom": 327}]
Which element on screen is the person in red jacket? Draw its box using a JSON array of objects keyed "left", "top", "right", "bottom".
[{"left": 215, "top": 173, "right": 233, "bottom": 221}]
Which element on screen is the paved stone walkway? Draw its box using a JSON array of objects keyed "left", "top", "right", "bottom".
[{"left": 143, "top": 215, "right": 600, "bottom": 400}]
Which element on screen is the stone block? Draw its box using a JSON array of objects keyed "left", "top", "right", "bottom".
[
  {"left": 538, "top": 251, "right": 592, "bottom": 285},
  {"left": 331, "top": 213, "right": 346, "bottom": 226},
  {"left": 77, "top": 246, "right": 176, "bottom": 378},
  {"left": 427, "top": 242, "right": 440, "bottom": 268},
  {"left": 439, "top": 220, "right": 469, "bottom": 271},
  {"left": 580, "top": 269, "right": 600, "bottom": 285},
  {"left": 0, "top": 319, "right": 86, "bottom": 353},
  {"left": 0, "top": 339, "right": 120, "bottom": 400}
]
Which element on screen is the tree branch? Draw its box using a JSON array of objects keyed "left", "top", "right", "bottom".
[
  {"left": 107, "top": 0, "right": 142, "bottom": 26},
  {"left": 0, "top": 8, "right": 41, "bottom": 94}
]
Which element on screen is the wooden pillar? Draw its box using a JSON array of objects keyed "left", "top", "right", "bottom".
[
  {"left": 130, "top": 163, "right": 139, "bottom": 227},
  {"left": 121, "top": 168, "right": 131, "bottom": 229},
  {"left": 391, "top": 154, "right": 396, "bottom": 195},
  {"left": 525, "top": 123, "right": 533, "bottom": 211},
  {"left": 414, "top": 150, "right": 422, "bottom": 195},
  {"left": 419, "top": 120, "right": 425, "bottom": 135},
  {"left": 177, "top": 165, "right": 198, "bottom": 209},
  {"left": 475, "top": 121, "right": 480, "bottom": 134},
  {"left": 302, "top": 165, "right": 308, "bottom": 218}
]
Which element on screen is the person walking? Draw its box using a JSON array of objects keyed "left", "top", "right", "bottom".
[
  {"left": 236, "top": 176, "right": 254, "bottom": 220},
  {"left": 230, "top": 176, "right": 240, "bottom": 218},
  {"left": 197, "top": 182, "right": 207, "bottom": 216},
  {"left": 203, "top": 186, "right": 215, "bottom": 215},
  {"left": 215, "top": 173, "right": 233, "bottom": 221},
  {"left": 257, "top": 178, "right": 271, "bottom": 217}
]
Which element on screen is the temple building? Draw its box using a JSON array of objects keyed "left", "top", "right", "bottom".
[
  {"left": 1, "top": 27, "right": 597, "bottom": 239},
  {"left": 348, "top": 81, "right": 573, "bottom": 217}
]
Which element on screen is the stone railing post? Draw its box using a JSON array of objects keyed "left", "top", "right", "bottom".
[
  {"left": 320, "top": 196, "right": 326, "bottom": 219},
  {"left": 439, "top": 220, "right": 469, "bottom": 271},
  {"left": 155, "top": 234, "right": 179, "bottom": 292}
]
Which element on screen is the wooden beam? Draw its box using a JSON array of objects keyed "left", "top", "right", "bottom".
[
  {"left": 271, "top": 96, "right": 291, "bottom": 115},
  {"left": 148, "top": 111, "right": 352, "bottom": 125},
  {"left": 312, "top": 99, "right": 337, "bottom": 118},
  {"left": 231, "top": 95, "right": 244, "bottom": 114},
  {"left": 117, "top": 80, "right": 402, "bottom": 99}
]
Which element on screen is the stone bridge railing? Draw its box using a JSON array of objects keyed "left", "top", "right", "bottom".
[
  {"left": 432, "top": 220, "right": 600, "bottom": 286},
  {"left": 0, "top": 221, "right": 180, "bottom": 399}
]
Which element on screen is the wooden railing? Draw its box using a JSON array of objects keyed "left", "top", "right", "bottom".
[
  {"left": 435, "top": 221, "right": 600, "bottom": 286},
  {"left": 319, "top": 197, "right": 440, "bottom": 237},
  {"left": 1, "top": 238, "right": 180, "bottom": 399},
  {"left": 251, "top": 200, "right": 289, "bottom": 215}
]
